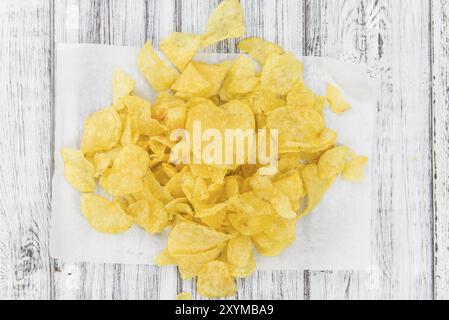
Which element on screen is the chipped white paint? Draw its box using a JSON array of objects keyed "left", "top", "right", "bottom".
[{"left": 0, "top": 0, "right": 447, "bottom": 300}]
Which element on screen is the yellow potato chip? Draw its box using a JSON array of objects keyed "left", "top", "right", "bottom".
[
  {"left": 80, "top": 193, "right": 134, "bottom": 233},
  {"left": 61, "top": 148, "right": 95, "bottom": 192},
  {"left": 223, "top": 56, "right": 259, "bottom": 94},
  {"left": 201, "top": 0, "right": 245, "bottom": 48},
  {"left": 192, "top": 61, "right": 230, "bottom": 97},
  {"left": 197, "top": 260, "right": 237, "bottom": 298},
  {"left": 342, "top": 155, "right": 369, "bottom": 182},
  {"left": 227, "top": 193, "right": 274, "bottom": 236},
  {"left": 128, "top": 198, "right": 169, "bottom": 234},
  {"left": 176, "top": 292, "right": 192, "bottom": 300},
  {"left": 253, "top": 216, "right": 296, "bottom": 256},
  {"left": 138, "top": 41, "right": 178, "bottom": 91},
  {"left": 238, "top": 37, "right": 284, "bottom": 64},
  {"left": 93, "top": 152, "right": 112, "bottom": 178},
  {"left": 175, "top": 244, "right": 225, "bottom": 280},
  {"left": 81, "top": 107, "right": 122, "bottom": 156},
  {"left": 318, "top": 146, "right": 349, "bottom": 179},
  {"left": 229, "top": 254, "right": 256, "bottom": 277},
  {"left": 261, "top": 53, "right": 303, "bottom": 95},
  {"left": 301, "top": 164, "right": 336, "bottom": 216},
  {"left": 227, "top": 235, "right": 253, "bottom": 267},
  {"left": 160, "top": 32, "right": 202, "bottom": 71},
  {"left": 267, "top": 106, "right": 324, "bottom": 147},
  {"left": 99, "top": 145, "right": 149, "bottom": 196},
  {"left": 327, "top": 83, "right": 351, "bottom": 114},
  {"left": 112, "top": 68, "right": 135, "bottom": 104},
  {"left": 172, "top": 63, "right": 211, "bottom": 95},
  {"left": 167, "top": 222, "right": 230, "bottom": 255}
]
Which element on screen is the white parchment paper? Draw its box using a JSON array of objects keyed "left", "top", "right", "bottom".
[{"left": 51, "top": 43, "right": 374, "bottom": 270}]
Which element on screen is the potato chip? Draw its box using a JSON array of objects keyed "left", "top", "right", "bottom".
[
  {"left": 318, "top": 146, "right": 349, "bottom": 179},
  {"left": 80, "top": 193, "right": 134, "bottom": 233},
  {"left": 128, "top": 198, "right": 168, "bottom": 234},
  {"left": 266, "top": 106, "right": 324, "bottom": 147},
  {"left": 112, "top": 69, "right": 135, "bottom": 104},
  {"left": 93, "top": 151, "right": 113, "bottom": 178},
  {"left": 301, "top": 164, "right": 336, "bottom": 216},
  {"left": 327, "top": 83, "right": 351, "bottom": 114},
  {"left": 342, "top": 155, "right": 369, "bottom": 182},
  {"left": 192, "top": 61, "right": 230, "bottom": 97},
  {"left": 81, "top": 107, "right": 122, "bottom": 155},
  {"left": 138, "top": 41, "right": 178, "bottom": 91},
  {"left": 176, "top": 292, "right": 192, "bottom": 300},
  {"left": 175, "top": 245, "right": 225, "bottom": 280},
  {"left": 243, "top": 85, "right": 285, "bottom": 114},
  {"left": 99, "top": 145, "right": 149, "bottom": 196},
  {"left": 228, "top": 192, "right": 274, "bottom": 236},
  {"left": 201, "top": 0, "right": 245, "bottom": 48},
  {"left": 167, "top": 222, "right": 230, "bottom": 255},
  {"left": 223, "top": 56, "right": 258, "bottom": 94},
  {"left": 160, "top": 32, "right": 201, "bottom": 71},
  {"left": 61, "top": 148, "right": 95, "bottom": 192},
  {"left": 229, "top": 254, "right": 256, "bottom": 277},
  {"left": 172, "top": 63, "right": 211, "bottom": 96},
  {"left": 261, "top": 53, "right": 303, "bottom": 95},
  {"left": 197, "top": 260, "right": 237, "bottom": 298},
  {"left": 253, "top": 216, "right": 296, "bottom": 256},
  {"left": 227, "top": 235, "right": 252, "bottom": 267},
  {"left": 238, "top": 37, "right": 284, "bottom": 64}
]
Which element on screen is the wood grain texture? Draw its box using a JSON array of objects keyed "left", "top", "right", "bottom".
[
  {"left": 1, "top": 0, "right": 447, "bottom": 300},
  {"left": 0, "top": 0, "right": 53, "bottom": 299},
  {"left": 305, "top": 0, "right": 433, "bottom": 299},
  {"left": 432, "top": 0, "right": 449, "bottom": 300}
]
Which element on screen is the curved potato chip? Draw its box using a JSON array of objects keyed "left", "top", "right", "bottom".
[
  {"left": 138, "top": 41, "right": 178, "bottom": 91},
  {"left": 176, "top": 292, "right": 192, "bottom": 300},
  {"left": 173, "top": 244, "right": 225, "bottom": 280},
  {"left": 197, "top": 260, "right": 237, "bottom": 298},
  {"left": 342, "top": 155, "right": 369, "bottom": 182},
  {"left": 228, "top": 193, "right": 274, "bottom": 236},
  {"left": 238, "top": 37, "right": 284, "bottom": 64},
  {"left": 301, "top": 164, "right": 336, "bottom": 216},
  {"left": 172, "top": 63, "right": 211, "bottom": 95},
  {"left": 227, "top": 235, "right": 253, "bottom": 267},
  {"left": 318, "top": 146, "right": 349, "bottom": 179},
  {"left": 128, "top": 198, "right": 169, "bottom": 234},
  {"left": 112, "top": 69, "right": 135, "bottom": 104},
  {"left": 327, "top": 83, "right": 351, "bottom": 114},
  {"left": 201, "top": 0, "right": 245, "bottom": 48},
  {"left": 81, "top": 193, "right": 134, "bottom": 233},
  {"left": 192, "top": 61, "right": 230, "bottom": 97},
  {"left": 160, "top": 32, "right": 202, "bottom": 71},
  {"left": 267, "top": 106, "right": 324, "bottom": 146},
  {"left": 61, "top": 148, "right": 95, "bottom": 192},
  {"left": 230, "top": 254, "right": 256, "bottom": 277},
  {"left": 253, "top": 216, "right": 296, "bottom": 256},
  {"left": 93, "top": 152, "right": 112, "bottom": 178},
  {"left": 261, "top": 53, "right": 303, "bottom": 95},
  {"left": 81, "top": 107, "right": 122, "bottom": 155},
  {"left": 223, "top": 56, "right": 258, "bottom": 94},
  {"left": 168, "top": 222, "right": 230, "bottom": 255}
]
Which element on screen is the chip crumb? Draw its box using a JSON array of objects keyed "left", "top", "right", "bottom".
[{"left": 176, "top": 292, "right": 192, "bottom": 300}]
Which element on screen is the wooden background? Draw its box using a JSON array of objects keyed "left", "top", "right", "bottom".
[{"left": 0, "top": 0, "right": 448, "bottom": 300}]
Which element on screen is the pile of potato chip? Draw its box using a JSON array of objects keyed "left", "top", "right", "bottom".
[{"left": 61, "top": 0, "right": 368, "bottom": 298}]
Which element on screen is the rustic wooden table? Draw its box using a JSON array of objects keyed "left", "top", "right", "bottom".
[{"left": 0, "top": 0, "right": 448, "bottom": 300}]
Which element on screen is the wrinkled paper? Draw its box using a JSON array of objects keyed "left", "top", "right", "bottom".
[{"left": 51, "top": 43, "right": 374, "bottom": 270}]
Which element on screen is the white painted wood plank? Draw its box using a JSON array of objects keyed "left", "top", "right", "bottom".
[
  {"left": 305, "top": 0, "right": 433, "bottom": 299},
  {"left": 52, "top": 0, "right": 178, "bottom": 300},
  {"left": 432, "top": 0, "right": 449, "bottom": 300},
  {"left": 0, "top": 0, "right": 53, "bottom": 299}
]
